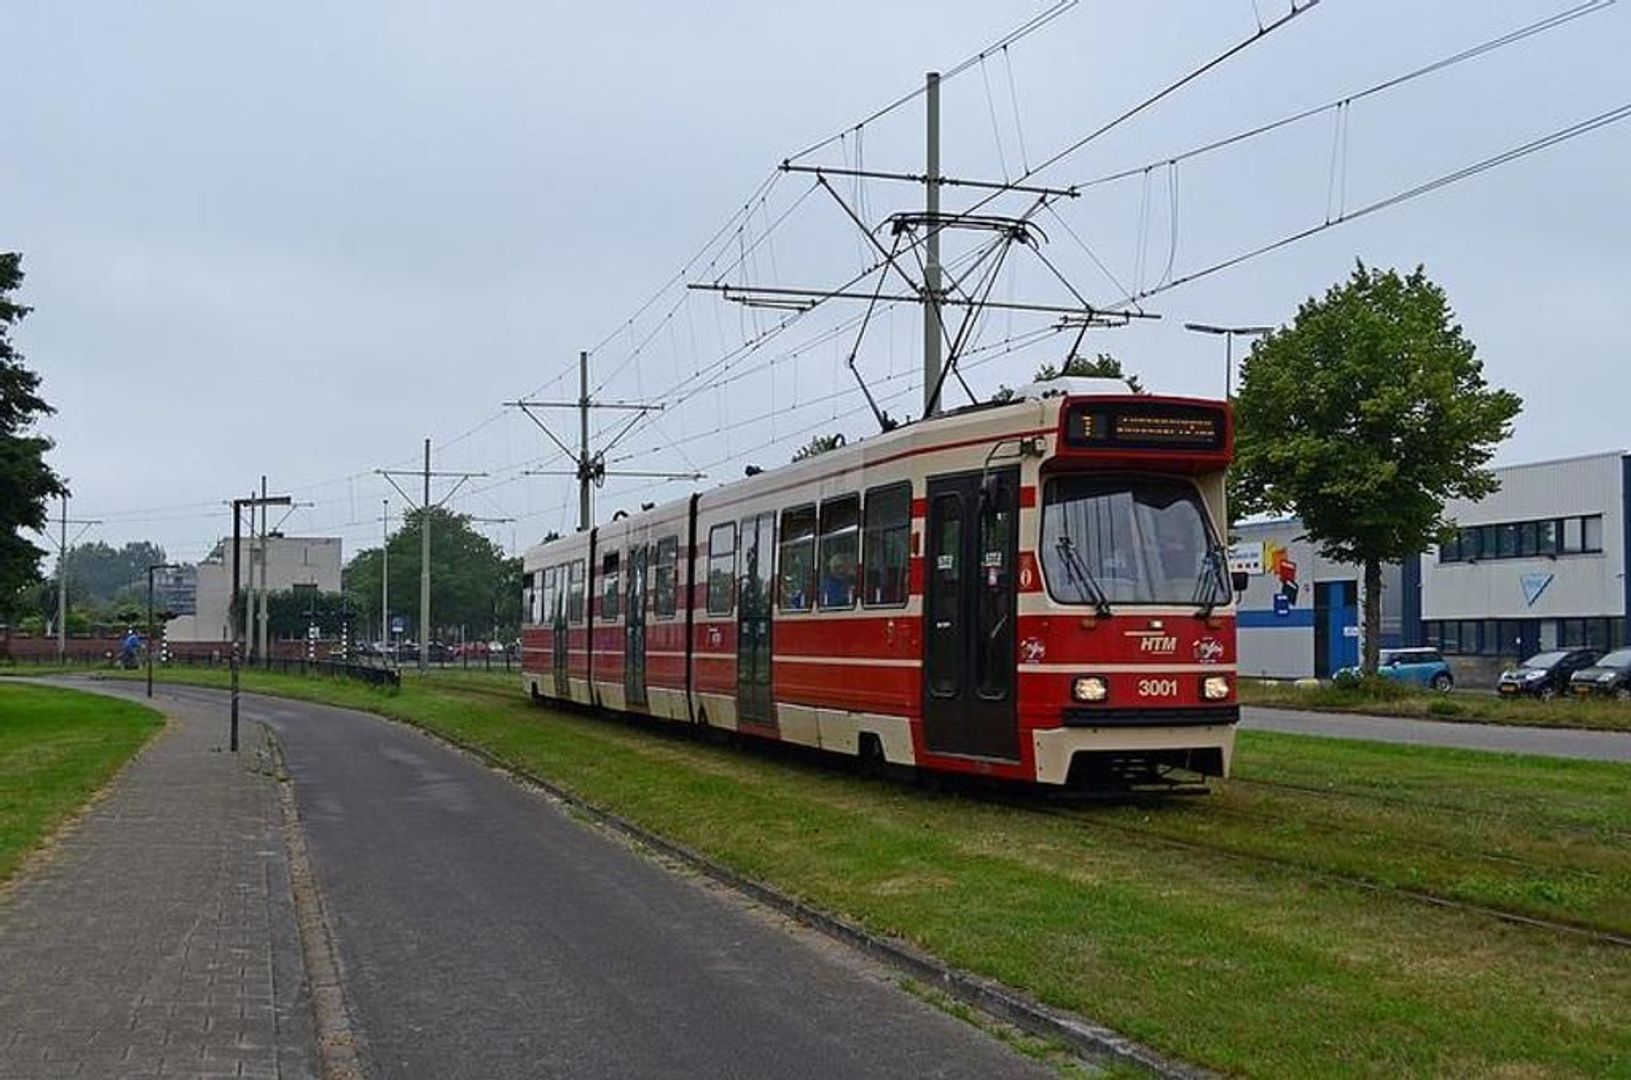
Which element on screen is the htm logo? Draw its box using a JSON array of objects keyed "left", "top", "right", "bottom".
[{"left": 1139, "top": 635, "right": 1178, "bottom": 654}]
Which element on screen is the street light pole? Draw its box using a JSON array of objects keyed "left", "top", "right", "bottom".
[{"left": 1183, "top": 322, "right": 1274, "bottom": 398}]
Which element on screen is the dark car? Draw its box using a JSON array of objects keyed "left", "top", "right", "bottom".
[
  {"left": 1569, "top": 647, "right": 1631, "bottom": 699},
  {"left": 1498, "top": 648, "right": 1599, "bottom": 700}
]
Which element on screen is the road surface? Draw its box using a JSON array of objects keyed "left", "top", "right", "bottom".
[
  {"left": 86, "top": 681, "right": 1048, "bottom": 1080},
  {"left": 1241, "top": 705, "right": 1631, "bottom": 763}
]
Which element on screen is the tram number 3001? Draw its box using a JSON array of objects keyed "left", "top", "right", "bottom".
[{"left": 1137, "top": 678, "right": 1180, "bottom": 698}]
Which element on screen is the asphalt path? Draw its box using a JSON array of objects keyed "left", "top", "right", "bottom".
[
  {"left": 92, "top": 682, "right": 1048, "bottom": 1080},
  {"left": 1241, "top": 705, "right": 1631, "bottom": 763}
]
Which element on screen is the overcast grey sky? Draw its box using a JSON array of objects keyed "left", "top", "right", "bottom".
[{"left": 6, "top": 1, "right": 1627, "bottom": 566}]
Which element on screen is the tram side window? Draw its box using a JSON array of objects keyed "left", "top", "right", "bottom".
[
  {"left": 707, "top": 523, "right": 736, "bottom": 614},
  {"left": 541, "top": 567, "right": 555, "bottom": 627},
  {"left": 818, "top": 495, "right": 860, "bottom": 609},
  {"left": 552, "top": 564, "right": 567, "bottom": 624},
  {"left": 567, "top": 559, "right": 586, "bottom": 623},
  {"left": 654, "top": 536, "right": 679, "bottom": 618},
  {"left": 602, "top": 551, "right": 621, "bottom": 620},
  {"left": 523, "top": 573, "right": 537, "bottom": 626},
  {"left": 862, "top": 483, "right": 911, "bottom": 607},
  {"left": 778, "top": 505, "right": 817, "bottom": 612}
]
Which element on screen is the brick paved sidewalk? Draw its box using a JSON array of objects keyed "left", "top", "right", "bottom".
[{"left": 0, "top": 691, "right": 317, "bottom": 1079}]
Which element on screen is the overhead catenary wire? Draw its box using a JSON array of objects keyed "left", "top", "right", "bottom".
[
  {"left": 1072, "top": 0, "right": 1615, "bottom": 191},
  {"left": 1118, "top": 99, "right": 1631, "bottom": 305},
  {"left": 782, "top": 0, "right": 1078, "bottom": 164}
]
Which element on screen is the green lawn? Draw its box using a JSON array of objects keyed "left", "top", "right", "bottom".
[
  {"left": 1241, "top": 677, "right": 1631, "bottom": 732},
  {"left": 96, "top": 667, "right": 1631, "bottom": 1076},
  {"left": 0, "top": 682, "right": 163, "bottom": 884}
]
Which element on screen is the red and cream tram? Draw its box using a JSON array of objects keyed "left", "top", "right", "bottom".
[{"left": 520, "top": 379, "right": 1240, "bottom": 788}]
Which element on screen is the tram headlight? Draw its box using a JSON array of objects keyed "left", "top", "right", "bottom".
[
  {"left": 1072, "top": 676, "right": 1109, "bottom": 703},
  {"left": 1202, "top": 675, "right": 1232, "bottom": 701}
]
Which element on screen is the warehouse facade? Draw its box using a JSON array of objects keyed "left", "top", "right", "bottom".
[
  {"left": 1417, "top": 450, "right": 1627, "bottom": 683},
  {"left": 1231, "top": 450, "right": 1630, "bottom": 684}
]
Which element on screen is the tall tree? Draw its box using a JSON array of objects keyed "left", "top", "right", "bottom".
[
  {"left": 1232, "top": 263, "right": 1522, "bottom": 674},
  {"left": 791, "top": 433, "right": 846, "bottom": 462},
  {"left": 1035, "top": 352, "right": 1145, "bottom": 392},
  {"left": 62, "top": 539, "right": 169, "bottom": 606},
  {"left": 994, "top": 351, "right": 1145, "bottom": 402},
  {"left": 0, "top": 253, "right": 66, "bottom": 618},
  {"left": 343, "top": 507, "right": 521, "bottom": 639}
]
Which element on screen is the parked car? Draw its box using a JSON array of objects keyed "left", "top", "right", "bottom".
[
  {"left": 1336, "top": 648, "right": 1454, "bottom": 691},
  {"left": 1497, "top": 648, "right": 1600, "bottom": 699},
  {"left": 1568, "top": 647, "right": 1631, "bottom": 699}
]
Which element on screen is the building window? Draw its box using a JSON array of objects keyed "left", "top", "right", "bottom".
[
  {"left": 862, "top": 483, "right": 912, "bottom": 608},
  {"left": 707, "top": 523, "right": 736, "bottom": 615},
  {"left": 1441, "top": 514, "right": 1604, "bottom": 563},
  {"left": 653, "top": 536, "right": 679, "bottom": 618},
  {"left": 777, "top": 505, "right": 817, "bottom": 612},
  {"left": 818, "top": 495, "right": 860, "bottom": 609},
  {"left": 1535, "top": 519, "right": 1559, "bottom": 556},
  {"left": 1583, "top": 515, "right": 1604, "bottom": 553}
]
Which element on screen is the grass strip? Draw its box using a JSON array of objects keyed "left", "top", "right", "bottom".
[
  {"left": 95, "top": 668, "right": 1631, "bottom": 1077},
  {"left": 1240, "top": 678, "right": 1631, "bottom": 732},
  {"left": 0, "top": 682, "right": 163, "bottom": 884}
]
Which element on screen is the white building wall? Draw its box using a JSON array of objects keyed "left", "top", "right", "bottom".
[
  {"left": 167, "top": 536, "right": 343, "bottom": 642},
  {"left": 1422, "top": 452, "right": 1625, "bottom": 622}
]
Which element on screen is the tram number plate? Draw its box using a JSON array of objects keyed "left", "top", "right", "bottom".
[{"left": 1137, "top": 678, "right": 1180, "bottom": 698}]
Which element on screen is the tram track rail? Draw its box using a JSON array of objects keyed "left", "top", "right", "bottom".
[
  {"left": 1227, "top": 774, "right": 1631, "bottom": 845},
  {"left": 1018, "top": 798, "right": 1631, "bottom": 951}
]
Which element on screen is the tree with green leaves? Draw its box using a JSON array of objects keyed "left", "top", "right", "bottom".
[
  {"left": 1035, "top": 352, "right": 1144, "bottom": 392},
  {"left": 994, "top": 351, "right": 1144, "bottom": 402},
  {"left": 59, "top": 539, "right": 169, "bottom": 606},
  {"left": 343, "top": 507, "right": 522, "bottom": 639},
  {"left": 792, "top": 432, "right": 846, "bottom": 462},
  {"left": 0, "top": 253, "right": 66, "bottom": 619},
  {"left": 1232, "top": 263, "right": 1522, "bottom": 674}
]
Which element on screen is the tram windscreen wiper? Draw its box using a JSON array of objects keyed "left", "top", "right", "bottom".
[
  {"left": 1191, "top": 544, "right": 1229, "bottom": 617},
  {"left": 1055, "top": 534, "right": 1112, "bottom": 617}
]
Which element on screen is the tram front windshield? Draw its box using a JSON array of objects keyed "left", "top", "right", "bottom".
[{"left": 1040, "top": 476, "right": 1224, "bottom": 606}]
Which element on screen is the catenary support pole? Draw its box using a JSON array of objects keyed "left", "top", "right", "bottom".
[
  {"left": 922, "top": 70, "right": 943, "bottom": 420},
  {"left": 146, "top": 565, "right": 155, "bottom": 698},
  {"left": 227, "top": 491, "right": 290, "bottom": 752},
  {"left": 420, "top": 438, "right": 430, "bottom": 675},
  {"left": 230, "top": 496, "right": 243, "bottom": 751},
  {"left": 381, "top": 498, "right": 389, "bottom": 662},
  {"left": 57, "top": 496, "right": 67, "bottom": 662},
  {"left": 257, "top": 475, "right": 269, "bottom": 664},
  {"left": 579, "top": 350, "right": 591, "bottom": 532}
]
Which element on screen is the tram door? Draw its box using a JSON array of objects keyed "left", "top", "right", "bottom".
[
  {"left": 550, "top": 567, "right": 570, "bottom": 698},
  {"left": 625, "top": 544, "right": 649, "bottom": 709},
  {"left": 923, "top": 469, "right": 1020, "bottom": 760},
  {"left": 736, "top": 512, "right": 775, "bottom": 728}
]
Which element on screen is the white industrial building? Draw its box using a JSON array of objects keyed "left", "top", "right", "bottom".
[
  {"left": 1231, "top": 450, "right": 1629, "bottom": 685},
  {"left": 166, "top": 535, "right": 342, "bottom": 643},
  {"left": 1418, "top": 450, "right": 1626, "bottom": 683}
]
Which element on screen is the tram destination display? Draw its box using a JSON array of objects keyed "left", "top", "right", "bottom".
[{"left": 1063, "top": 401, "right": 1226, "bottom": 451}]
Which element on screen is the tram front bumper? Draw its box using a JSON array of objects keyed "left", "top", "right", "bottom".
[{"left": 1031, "top": 720, "right": 1237, "bottom": 785}]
